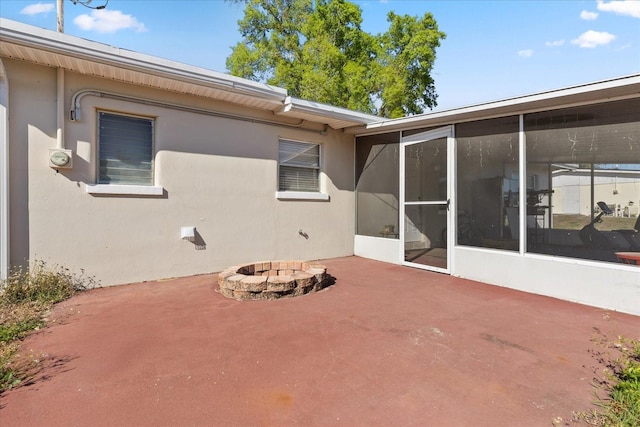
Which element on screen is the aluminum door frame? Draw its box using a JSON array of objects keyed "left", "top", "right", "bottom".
[{"left": 400, "top": 126, "right": 454, "bottom": 273}]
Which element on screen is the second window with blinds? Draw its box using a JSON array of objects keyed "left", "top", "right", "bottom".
[{"left": 278, "top": 139, "right": 320, "bottom": 192}]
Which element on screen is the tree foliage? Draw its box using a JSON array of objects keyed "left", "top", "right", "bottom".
[{"left": 226, "top": 0, "right": 445, "bottom": 118}]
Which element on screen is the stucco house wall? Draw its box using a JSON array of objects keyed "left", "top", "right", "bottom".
[{"left": 4, "top": 57, "right": 356, "bottom": 286}]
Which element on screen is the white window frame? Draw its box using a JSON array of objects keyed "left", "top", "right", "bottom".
[
  {"left": 86, "top": 111, "right": 163, "bottom": 196},
  {"left": 276, "top": 139, "right": 329, "bottom": 201}
]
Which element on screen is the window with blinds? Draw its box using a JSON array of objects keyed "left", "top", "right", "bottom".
[
  {"left": 98, "top": 112, "right": 154, "bottom": 185},
  {"left": 278, "top": 139, "right": 320, "bottom": 192}
]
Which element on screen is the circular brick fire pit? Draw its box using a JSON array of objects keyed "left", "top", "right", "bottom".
[{"left": 218, "top": 261, "right": 331, "bottom": 300}]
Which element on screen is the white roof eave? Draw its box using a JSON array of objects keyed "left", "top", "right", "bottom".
[
  {"left": 0, "top": 18, "right": 384, "bottom": 129},
  {"left": 0, "top": 18, "right": 286, "bottom": 101},
  {"left": 352, "top": 74, "right": 640, "bottom": 135}
]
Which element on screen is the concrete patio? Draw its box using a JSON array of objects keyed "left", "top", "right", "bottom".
[{"left": 1, "top": 256, "right": 638, "bottom": 426}]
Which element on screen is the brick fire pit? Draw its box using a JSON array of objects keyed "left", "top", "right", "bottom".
[{"left": 218, "top": 261, "right": 331, "bottom": 300}]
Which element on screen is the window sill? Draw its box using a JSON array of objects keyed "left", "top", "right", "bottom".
[
  {"left": 86, "top": 184, "right": 164, "bottom": 196},
  {"left": 276, "top": 191, "right": 330, "bottom": 201}
]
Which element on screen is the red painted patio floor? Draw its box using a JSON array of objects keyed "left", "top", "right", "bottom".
[{"left": 1, "top": 256, "right": 638, "bottom": 426}]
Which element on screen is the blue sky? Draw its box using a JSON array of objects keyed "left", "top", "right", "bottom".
[{"left": 2, "top": 0, "right": 639, "bottom": 111}]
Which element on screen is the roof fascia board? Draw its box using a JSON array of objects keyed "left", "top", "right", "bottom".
[{"left": 0, "top": 18, "right": 287, "bottom": 102}]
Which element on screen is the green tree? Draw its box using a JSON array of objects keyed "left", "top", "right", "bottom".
[
  {"left": 226, "top": 0, "right": 445, "bottom": 118},
  {"left": 376, "top": 11, "right": 443, "bottom": 117}
]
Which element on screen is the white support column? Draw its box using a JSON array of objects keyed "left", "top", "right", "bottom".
[
  {"left": 448, "top": 131, "right": 456, "bottom": 273},
  {"left": 518, "top": 114, "right": 526, "bottom": 255}
]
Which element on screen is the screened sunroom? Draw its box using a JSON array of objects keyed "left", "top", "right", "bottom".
[{"left": 353, "top": 76, "right": 640, "bottom": 315}]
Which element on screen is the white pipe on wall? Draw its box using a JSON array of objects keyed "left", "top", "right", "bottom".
[
  {"left": 57, "top": 67, "right": 64, "bottom": 149},
  {"left": 68, "top": 89, "right": 327, "bottom": 134}
]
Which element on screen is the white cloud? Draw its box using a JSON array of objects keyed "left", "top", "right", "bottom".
[
  {"left": 597, "top": 0, "right": 640, "bottom": 18},
  {"left": 20, "top": 3, "right": 54, "bottom": 16},
  {"left": 571, "top": 30, "right": 616, "bottom": 48},
  {"left": 74, "top": 9, "right": 146, "bottom": 33},
  {"left": 615, "top": 43, "right": 632, "bottom": 51},
  {"left": 580, "top": 10, "right": 599, "bottom": 20},
  {"left": 545, "top": 39, "right": 565, "bottom": 47},
  {"left": 518, "top": 49, "right": 533, "bottom": 58}
]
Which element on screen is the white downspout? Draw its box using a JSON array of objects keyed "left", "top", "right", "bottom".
[
  {"left": 57, "top": 67, "right": 65, "bottom": 149},
  {"left": 0, "top": 59, "right": 9, "bottom": 280},
  {"left": 56, "top": 0, "right": 65, "bottom": 154}
]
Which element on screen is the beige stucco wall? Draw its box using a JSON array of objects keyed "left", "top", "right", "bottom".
[{"left": 5, "top": 58, "right": 355, "bottom": 286}]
